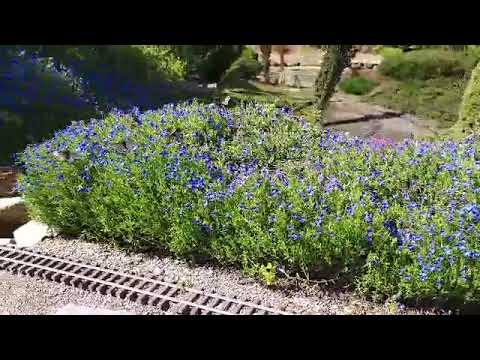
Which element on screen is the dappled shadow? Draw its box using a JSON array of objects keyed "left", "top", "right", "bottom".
[{"left": 0, "top": 56, "right": 215, "bottom": 165}]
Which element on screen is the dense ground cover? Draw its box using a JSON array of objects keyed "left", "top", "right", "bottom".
[{"left": 17, "top": 100, "right": 480, "bottom": 306}]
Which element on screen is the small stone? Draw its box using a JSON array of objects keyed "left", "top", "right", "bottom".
[
  {"left": 13, "top": 220, "right": 51, "bottom": 248},
  {"left": 207, "top": 83, "right": 217, "bottom": 89},
  {"left": 152, "top": 267, "right": 164, "bottom": 276}
]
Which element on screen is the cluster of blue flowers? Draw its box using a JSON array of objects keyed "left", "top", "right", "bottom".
[{"left": 17, "top": 100, "right": 480, "bottom": 302}]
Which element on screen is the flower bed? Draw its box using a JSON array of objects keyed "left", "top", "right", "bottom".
[{"left": 17, "top": 100, "right": 480, "bottom": 305}]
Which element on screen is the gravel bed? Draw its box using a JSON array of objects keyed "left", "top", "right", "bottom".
[
  {"left": 0, "top": 271, "right": 166, "bottom": 315},
  {"left": 20, "top": 236, "right": 445, "bottom": 315}
]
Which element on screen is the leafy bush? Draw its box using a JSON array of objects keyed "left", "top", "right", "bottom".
[
  {"left": 379, "top": 49, "right": 477, "bottom": 80},
  {"left": 131, "top": 45, "right": 187, "bottom": 81},
  {"left": 17, "top": 101, "right": 480, "bottom": 305},
  {"left": 240, "top": 46, "right": 258, "bottom": 61},
  {"left": 466, "top": 45, "right": 480, "bottom": 61},
  {"left": 339, "top": 77, "right": 378, "bottom": 95},
  {"left": 0, "top": 49, "right": 97, "bottom": 165},
  {"left": 40, "top": 45, "right": 186, "bottom": 83},
  {"left": 34, "top": 45, "right": 190, "bottom": 111},
  {"left": 196, "top": 46, "right": 243, "bottom": 82},
  {"left": 375, "top": 46, "right": 404, "bottom": 58},
  {"left": 220, "top": 49, "right": 262, "bottom": 86},
  {"left": 456, "top": 60, "right": 480, "bottom": 132}
]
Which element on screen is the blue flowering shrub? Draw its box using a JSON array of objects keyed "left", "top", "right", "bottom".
[{"left": 16, "top": 100, "right": 480, "bottom": 304}]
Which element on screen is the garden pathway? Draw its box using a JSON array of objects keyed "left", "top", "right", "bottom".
[{"left": 325, "top": 92, "right": 439, "bottom": 141}]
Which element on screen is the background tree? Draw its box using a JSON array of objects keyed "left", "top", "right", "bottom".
[
  {"left": 314, "top": 45, "right": 355, "bottom": 123},
  {"left": 259, "top": 45, "right": 272, "bottom": 83}
]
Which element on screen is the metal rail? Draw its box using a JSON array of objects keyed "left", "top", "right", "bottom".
[{"left": 0, "top": 245, "right": 291, "bottom": 315}]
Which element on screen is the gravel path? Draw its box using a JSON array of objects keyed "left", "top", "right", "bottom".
[
  {"left": 0, "top": 237, "right": 437, "bottom": 315},
  {"left": 0, "top": 270, "right": 166, "bottom": 315}
]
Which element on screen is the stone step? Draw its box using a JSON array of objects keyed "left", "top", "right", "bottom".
[{"left": 268, "top": 67, "right": 320, "bottom": 88}]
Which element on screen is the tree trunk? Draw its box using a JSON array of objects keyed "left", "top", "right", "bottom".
[
  {"left": 259, "top": 45, "right": 272, "bottom": 84},
  {"left": 314, "top": 45, "right": 354, "bottom": 123}
]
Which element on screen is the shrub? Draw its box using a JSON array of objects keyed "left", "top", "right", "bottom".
[
  {"left": 196, "top": 46, "right": 242, "bottom": 82},
  {"left": 220, "top": 51, "right": 262, "bottom": 86},
  {"left": 240, "top": 46, "right": 258, "bottom": 61},
  {"left": 456, "top": 61, "right": 480, "bottom": 132},
  {"left": 131, "top": 45, "right": 187, "bottom": 81},
  {"left": 339, "top": 77, "right": 378, "bottom": 95},
  {"left": 35, "top": 45, "right": 189, "bottom": 111},
  {"left": 379, "top": 49, "right": 477, "bottom": 80},
  {"left": 17, "top": 101, "right": 480, "bottom": 305},
  {"left": 0, "top": 50, "right": 97, "bottom": 165},
  {"left": 40, "top": 45, "right": 187, "bottom": 83}
]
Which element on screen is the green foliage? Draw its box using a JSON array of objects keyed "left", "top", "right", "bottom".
[
  {"left": 258, "top": 263, "right": 277, "bottom": 286},
  {"left": 455, "top": 61, "right": 480, "bottom": 133},
  {"left": 220, "top": 49, "right": 262, "bottom": 86},
  {"left": 364, "top": 77, "right": 467, "bottom": 128},
  {"left": 171, "top": 45, "right": 219, "bottom": 74},
  {"left": 365, "top": 46, "right": 480, "bottom": 131},
  {"left": 339, "top": 77, "right": 379, "bottom": 95},
  {"left": 40, "top": 45, "right": 187, "bottom": 83},
  {"left": 171, "top": 45, "right": 243, "bottom": 82},
  {"left": 379, "top": 48, "right": 477, "bottom": 81},
  {"left": 131, "top": 45, "right": 187, "bottom": 81},
  {"left": 0, "top": 50, "right": 97, "bottom": 165},
  {"left": 240, "top": 46, "right": 257, "bottom": 61},
  {"left": 18, "top": 101, "right": 480, "bottom": 305},
  {"left": 376, "top": 46, "right": 404, "bottom": 58},
  {"left": 466, "top": 45, "right": 480, "bottom": 60},
  {"left": 197, "top": 45, "right": 243, "bottom": 82}
]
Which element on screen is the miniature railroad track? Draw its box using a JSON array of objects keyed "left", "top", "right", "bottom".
[{"left": 0, "top": 245, "right": 291, "bottom": 315}]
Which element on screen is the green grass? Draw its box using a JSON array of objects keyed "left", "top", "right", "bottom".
[
  {"left": 358, "top": 46, "right": 479, "bottom": 131},
  {"left": 339, "top": 77, "right": 378, "bottom": 95},
  {"left": 362, "top": 76, "right": 468, "bottom": 128},
  {"left": 218, "top": 78, "right": 320, "bottom": 123}
]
